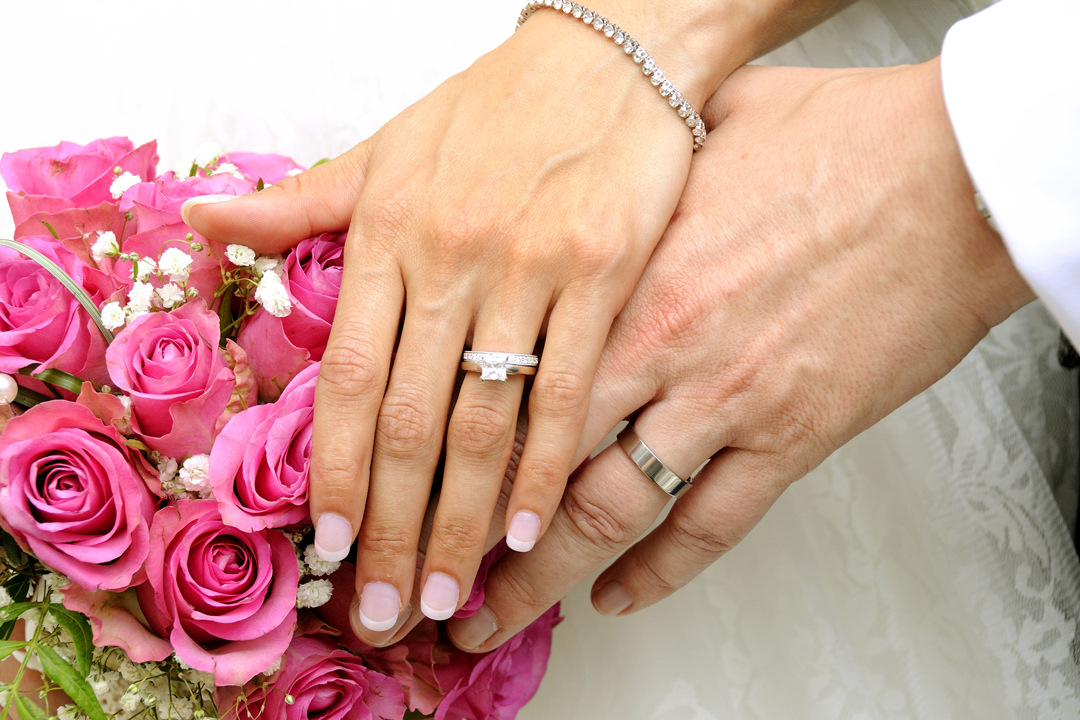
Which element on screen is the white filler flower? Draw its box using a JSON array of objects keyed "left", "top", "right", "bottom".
[
  {"left": 225, "top": 244, "right": 257, "bottom": 267},
  {"left": 178, "top": 455, "right": 211, "bottom": 494},
  {"left": 110, "top": 171, "right": 142, "bottom": 199},
  {"left": 126, "top": 282, "right": 155, "bottom": 318},
  {"left": 158, "top": 248, "right": 193, "bottom": 283},
  {"left": 303, "top": 545, "right": 341, "bottom": 577},
  {"left": 157, "top": 283, "right": 185, "bottom": 309},
  {"left": 91, "top": 231, "right": 120, "bottom": 262},
  {"left": 295, "top": 579, "right": 333, "bottom": 609},
  {"left": 194, "top": 142, "right": 224, "bottom": 168},
  {"left": 134, "top": 256, "right": 156, "bottom": 282},
  {"left": 255, "top": 271, "right": 292, "bottom": 318},
  {"left": 213, "top": 162, "right": 245, "bottom": 179},
  {"left": 254, "top": 255, "right": 282, "bottom": 275},
  {"left": 101, "top": 302, "right": 126, "bottom": 331}
]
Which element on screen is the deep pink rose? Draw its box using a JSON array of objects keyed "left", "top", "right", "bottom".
[
  {"left": 426, "top": 605, "right": 561, "bottom": 720},
  {"left": 105, "top": 300, "right": 254, "bottom": 460},
  {"left": 211, "top": 363, "right": 317, "bottom": 532},
  {"left": 0, "top": 397, "right": 158, "bottom": 591},
  {"left": 136, "top": 499, "right": 299, "bottom": 685},
  {"left": 0, "top": 236, "right": 115, "bottom": 385},
  {"left": 223, "top": 152, "right": 304, "bottom": 184},
  {"left": 2, "top": 137, "right": 158, "bottom": 225},
  {"left": 217, "top": 635, "right": 405, "bottom": 720},
  {"left": 238, "top": 233, "right": 344, "bottom": 400}
]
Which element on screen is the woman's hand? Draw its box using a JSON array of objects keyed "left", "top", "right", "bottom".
[
  {"left": 184, "top": 2, "right": 732, "bottom": 634},
  {"left": 442, "top": 59, "right": 1035, "bottom": 652}
]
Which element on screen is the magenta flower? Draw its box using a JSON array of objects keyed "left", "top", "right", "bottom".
[
  {"left": 1, "top": 137, "right": 158, "bottom": 224},
  {"left": 136, "top": 500, "right": 299, "bottom": 685},
  {"left": 238, "top": 233, "right": 344, "bottom": 400},
  {"left": 211, "top": 363, "right": 318, "bottom": 531},
  {"left": 0, "top": 397, "right": 158, "bottom": 591},
  {"left": 217, "top": 635, "right": 405, "bottom": 720},
  {"left": 105, "top": 300, "right": 253, "bottom": 460}
]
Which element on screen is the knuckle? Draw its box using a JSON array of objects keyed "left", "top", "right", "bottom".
[
  {"left": 531, "top": 365, "right": 588, "bottom": 419},
  {"left": 669, "top": 514, "right": 734, "bottom": 559},
  {"left": 630, "top": 280, "right": 708, "bottom": 354},
  {"left": 432, "top": 516, "right": 488, "bottom": 559},
  {"left": 376, "top": 388, "right": 439, "bottom": 456},
  {"left": 320, "top": 339, "right": 385, "bottom": 398},
  {"left": 448, "top": 401, "right": 514, "bottom": 458},
  {"left": 519, "top": 455, "right": 568, "bottom": 495},
  {"left": 562, "top": 481, "right": 637, "bottom": 554},
  {"left": 492, "top": 565, "right": 551, "bottom": 616},
  {"left": 431, "top": 203, "right": 489, "bottom": 257},
  {"left": 358, "top": 523, "right": 415, "bottom": 560},
  {"left": 567, "top": 232, "right": 626, "bottom": 278},
  {"left": 634, "top": 555, "right": 679, "bottom": 597}
]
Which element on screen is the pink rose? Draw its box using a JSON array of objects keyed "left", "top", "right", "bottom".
[
  {"left": 239, "top": 233, "right": 344, "bottom": 400},
  {"left": 422, "top": 606, "right": 561, "bottom": 720},
  {"left": 105, "top": 300, "right": 254, "bottom": 460},
  {"left": 136, "top": 499, "right": 299, "bottom": 685},
  {"left": 223, "top": 152, "right": 304, "bottom": 184},
  {"left": 0, "top": 236, "right": 115, "bottom": 385},
  {"left": 2, "top": 137, "right": 158, "bottom": 225},
  {"left": 217, "top": 635, "right": 405, "bottom": 720},
  {"left": 0, "top": 397, "right": 158, "bottom": 591},
  {"left": 211, "top": 363, "right": 318, "bottom": 532}
]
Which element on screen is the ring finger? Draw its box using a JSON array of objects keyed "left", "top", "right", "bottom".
[{"left": 419, "top": 294, "right": 549, "bottom": 621}]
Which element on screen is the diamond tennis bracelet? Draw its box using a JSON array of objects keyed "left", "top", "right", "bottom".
[{"left": 516, "top": 0, "right": 706, "bottom": 151}]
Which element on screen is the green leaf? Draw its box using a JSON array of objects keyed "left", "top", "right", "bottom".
[
  {"left": 14, "top": 385, "right": 50, "bottom": 409},
  {"left": 0, "top": 620, "right": 17, "bottom": 642},
  {"left": 1, "top": 532, "right": 28, "bottom": 568},
  {"left": 48, "top": 606, "right": 94, "bottom": 676},
  {"left": 218, "top": 282, "right": 236, "bottom": 338},
  {"left": 18, "top": 366, "right": 88, "bottom": 396},
  {"left": 41, "top": 221, "right": 60, "bottom": 240},
  {"left": 0, "top": 603, "right": 36, "bottom": 623},
  {"left": 311, "top": 158, "right": 330, "bottom": 167},
  {"left": 0, "top": 638, "right": 26, "bottom": 660},
  {"left": 36, "top": 644, "right": 107, "bottom": 720},
  {"left": 123, "top": 438, "right": 151, "bottom": 452},
  {"left": 14, "top": 691, "right": 48, "bottom": 720},
  {"left": 0, "top": 239, "right": 113, "bottom": 344},
  {"left": 256, "top": 178, "right": 265, "bottom": 192}
]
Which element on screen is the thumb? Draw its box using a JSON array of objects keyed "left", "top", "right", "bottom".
[{"left": 180, "top": 133, "right": 378, "bottom": 253}]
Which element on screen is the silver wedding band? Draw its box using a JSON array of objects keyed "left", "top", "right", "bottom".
[
  {"left": 617, "top": 425, "right": 693, "bottom": 498},
  {"left": 461, "top": 351, "right": 539, "bottom": 382}
]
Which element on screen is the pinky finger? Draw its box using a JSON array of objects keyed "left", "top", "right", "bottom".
[{"left": 590, "top": 448, "right": 791, "bottom": 616}]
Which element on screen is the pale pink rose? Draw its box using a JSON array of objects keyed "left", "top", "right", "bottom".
[
  {"left": 105, "top": 300, "right": 247, "bottom": 460},
  {"left": 120, "top": 173, "right": 253, "bottom": 233},
  {"left": 216, "top": 635, "right": 405, "bottom": 720},
  {"left": 211, "top": 363, "right": 318, "bottom": 532},
  {"left": 0, "top": 397, "right": 158, "bottom": 591},
  {"left": 136, "top": 499, "right": 299, "bottom": 685},
  {"left": 238, "top": 233, "right": 344, "bottom": 400},
  {"left": 223, "top": 152, "right": 304, "bottom": 184},
  {"left": 0, "top": 236, "right": 115, "bottom": 385},
  {"left": 2, "top": 137, "right": 158, "bottom": 225}
]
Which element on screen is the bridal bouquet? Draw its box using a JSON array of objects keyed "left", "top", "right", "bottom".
[{"left": 0, "top": 137, "right": 559, "bottom": 720}]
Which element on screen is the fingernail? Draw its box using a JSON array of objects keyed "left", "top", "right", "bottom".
[
  {"left": 354, "top": 602, "right": 412, "bottom": 646},
  {"left": 179, "top": 194, "right": 238, "bottom": 225},
  {"left": 358, "top": 582, "right": 402, "bottom": 632},
  {"left": 313, "top": 513, "right": 353, "bottom": 562},
  {"left": 593, "top": 581, "right": 633, "bottom": 616},
  {"left": 449, "top": 604, "right": 499, "bottom": 651},
  {"left": 506, "top": 511, "right": 541, "bottom": 553},
  {"left": 420, "top": 572, "right": 460, "bottom": 621}
]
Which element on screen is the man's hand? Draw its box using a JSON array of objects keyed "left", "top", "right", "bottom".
[{"left": 445, "top": 59, "right": 1035, "bottom": 651}]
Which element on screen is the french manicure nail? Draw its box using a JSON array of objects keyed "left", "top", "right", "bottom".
[
  {"left": 506, "top": 511, "right": 541, "bottom": 553},
  {"left": 593, "top": 581, "right": 633, "bottom": 616},
  {"left": 313, "top": 513, "right": 353, "bottom": 562},
  {"left": 449, "top": 604, "right": 499, "bottom": 650},
  {"left": 179, "top": 194, "right": 238, "bottom": 225},
  {"left": 358, "top": 582, "right": 402, "bottom": 632},
  {"left": 420, "top": 572, "right": 460, "bottom": 621}
]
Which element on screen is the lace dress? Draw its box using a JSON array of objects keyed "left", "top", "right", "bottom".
[{"left": 1, "top": 0, "right": 1076, "bottom": 717}]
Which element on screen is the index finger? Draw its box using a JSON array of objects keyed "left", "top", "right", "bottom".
[
  {"left": 445, "top": 441, "right": 670, "bottom": 652},
  {"left": 310, "top": 234, "right": 404, "bottom": 562}
]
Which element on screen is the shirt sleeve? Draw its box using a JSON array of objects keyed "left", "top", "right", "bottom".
[{"left": 940, "top": 0, "right": 1080, "bottom": 343}]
